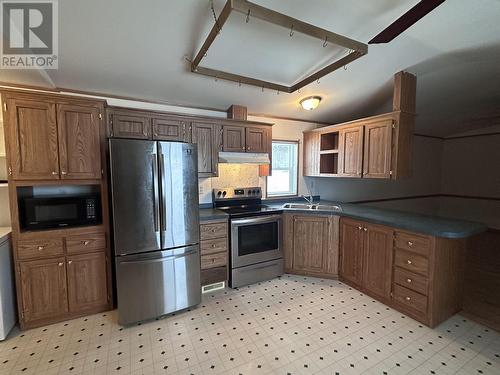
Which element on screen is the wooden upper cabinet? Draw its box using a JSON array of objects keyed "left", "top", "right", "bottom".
[
  {"left": 245, "top": 127, "right": 268, "bottom": 153},
  {"left": 5, "top": 98, "right": 60, "bottom": 180},
  {"left": 338, "top": 125, "right": 363, "bottom": 177},
  {"left": 292, "top": 215, "right": 331, "bottom": 274},
  {"left": 222, "top": 125, "right": 246, "bottom": 152},
  {"left": 19, "top": 258, "right": 68, "bottom": 323},
  {"left": 57, "top": 104, "right": 102, "bottom": 179},
  {"left": 363, "top": 120, "right": 393, "bottom": 179},
  {"left": 109, "top": 110, "right": 151, "bottom": 139},
  {"left": 362, "top": 223, "right": 394, "bottom": 300},
  {"left": 303, "top": 132, "right": 320, "bottom": 176},
  {"left": 340, "top": 218, "right": 364, "bottom": 286},
  {"left": 67, "top": 252, "right": 108, "bottom": 313},
  {"left": 152, "top": 116, "right": 191, "bottom": 142},
  {"left": 192, "top": 122, "right": 221, "bottom": 177}
]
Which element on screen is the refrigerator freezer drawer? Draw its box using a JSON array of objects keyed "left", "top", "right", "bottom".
[{"left": 116, "top": 245, "right": 201, "bottom": 325}]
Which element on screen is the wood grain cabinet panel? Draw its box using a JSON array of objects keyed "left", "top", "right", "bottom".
[
  {"left": 303, "top": 132, "right": 320, "bottom": 176},
  {"left": 363, "top": 120, "right": 393, "bottom": 179},
  {"left": 200, "top": 237, "right": 227, "bottom": 255},
  {"left": 392, "top": 284, "right": 428, "bottom": 315},
  {"left": 292, "top": 216, "right": 329, "bottom": 273},
  {"left": 222, "top": 125, "right": 246, "bottom": 152},
  {"left": 57, "top": 104, "right": 102, "bottom": 179},
  {"left": 340, "top": 218, "right": 364, "bottom": 286},
  {"left": 192, "top": 122, "right": 221, "bottom": 177},
  {"left": 152, "top": 117, "right": 190, "bottom": 142},
  {"left": 394, "top": 249, "right": 429, "bottom": 276},
  {"left": 393, "top": 267, "right": 428, "bottom": 295},
  {"left": 67, "top": 252, "right": 108, "bottom": 312},
  {"left": 200, "top": 221, "right": 228, "bottom": 241},
  {"left": 66, "top": 232, "right": 106, "bottom": 254},
  {"left": 362, "top": 223, "right": 393, "bottom": 300},
  {"left": 338, "top": 125, "right": 363, "bottom": 177},
  {"left": 110, "top": 112, "right": 150, "bottom": 139},
  {"left": 5, "top": 98, "right": 60, "bottom": 180},
  {"left": 19, "top": 258, "right": 68, "bottom": 323},
  {"left": 17, "top": 239, "right": 64, "bottom": 260},
  {"left": 245, "top": 127, "right": 268, "bottom": 153}
]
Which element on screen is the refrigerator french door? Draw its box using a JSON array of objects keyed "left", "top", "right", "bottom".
[{"left": 109, "top": 139, "right": 201, "bottom": 325}]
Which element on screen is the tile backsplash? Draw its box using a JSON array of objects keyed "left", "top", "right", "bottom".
[{"left": 198, "top": 164, "right": 266, "bottom": 204}]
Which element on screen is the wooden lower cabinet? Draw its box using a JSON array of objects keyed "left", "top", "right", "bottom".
[
  {"left": 14, "top": 228, "right": 112, "bottom": 330},
  {"left": 283, "top": 213, "right": 339, "bottom": 278},
  {"left": 340, "top": 218, "right": 467, "bottom": 327},
  {"left": 340, "top": 218, "right": 393, "bottom": 301},
  {"left": 200, "top": 220, "right": 228, "bottom": 286},
  {"left": 19, "top": 258, "right": 68, "bottom": 323},
  {"left": 67, "top": 252, "right": 108, "bottom": 312}
]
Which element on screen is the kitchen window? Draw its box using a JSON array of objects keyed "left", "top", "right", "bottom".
[{"left": 267, "top": 141, "right": 298, "bottom": 197}]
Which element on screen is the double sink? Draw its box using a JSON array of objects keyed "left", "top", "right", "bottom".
[{"left": 281, "top": 202, "right": 343, "bottom": 212}]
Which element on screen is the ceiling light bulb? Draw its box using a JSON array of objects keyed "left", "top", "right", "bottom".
[{"left": 300, "top": 96, "right": 322, "bottom": 110}]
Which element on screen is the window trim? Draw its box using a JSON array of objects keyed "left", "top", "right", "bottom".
[{"left": 266, "top": 139, "right": 300, "bottom": 199}]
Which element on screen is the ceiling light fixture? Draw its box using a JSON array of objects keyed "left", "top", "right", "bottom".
[{"left": 300, "top": 96, "right": 322, "bottom": 111}]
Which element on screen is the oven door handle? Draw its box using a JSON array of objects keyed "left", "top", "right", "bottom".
[{"left": 231, "top": 215, "right": 282, "bottom": 226}]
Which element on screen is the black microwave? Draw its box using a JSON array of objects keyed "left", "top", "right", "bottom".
[{"left": 19, "top": 195, "right": 101, "bottom": 230}]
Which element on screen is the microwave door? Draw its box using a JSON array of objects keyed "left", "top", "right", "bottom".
[
  {"left": 158, "top": 141, "right": 199, "bottom": 250},
  {"left": 109, "top": 139, "right": 161, "bottom": 256}
]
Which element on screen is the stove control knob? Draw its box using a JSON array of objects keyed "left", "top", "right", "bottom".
[
  {"left": 217, "top": 191, "right": 222, "bottom": 197},
  {"left": 222, "top": 191, "right": 227, "bottom": 197}
]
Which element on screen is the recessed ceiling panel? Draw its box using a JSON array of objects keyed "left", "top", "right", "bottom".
[{"left": 202, "top": 11, "right": 349, "bottom": 86}]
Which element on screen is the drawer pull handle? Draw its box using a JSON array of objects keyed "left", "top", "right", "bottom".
[
  {"left": 52, "top": 171, "right": 58, "bottom": 175},
  {"left": 363, "top": 227, "right": 368, "bottom": 232},
  {"left": 82, "top": 240, "right": 90, "bottom": 246},
  {"left": 211, "top": 244, "right": 216, "bottom": 248},
  {"left": 407, "top": 260, "right": 412, "bottom": 265},
  {"left": 405, "top": 296, "right": 411, "bottom": 301},
  {"left": 37, "top": 246, "right": 44, "bottom": 251},
  {"left": 211, "top": 229, "right": 216, "bottom": 233},
  {"left": 406, "top": 278, "right": 412, "bottom": 283},
  {"left": 58, "top": 262, "right": 64, "bottom": 267},
  {"left": 408, "top": 241, "right": 414, "bottom": 247}
]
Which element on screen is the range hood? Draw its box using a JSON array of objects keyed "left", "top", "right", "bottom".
[{"left": 218, "top": 152, "right": 270, "bottom": 164}]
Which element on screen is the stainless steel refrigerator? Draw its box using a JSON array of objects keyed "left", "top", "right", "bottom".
[{"left": 109, "top": 139, "right": 201, "bottom": 325}]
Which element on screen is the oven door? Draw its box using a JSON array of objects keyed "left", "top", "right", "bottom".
[{"left": 231, "top": 215, "right": 282, "bottom": 268}]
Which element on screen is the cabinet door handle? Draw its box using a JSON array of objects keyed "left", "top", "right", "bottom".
[
  {"left": 58, "top": 262, "right": 64, "bottom": 267},
  {"left": 405, "top": 296, "right": 411, "bottom": 301},
  {"left": 363, "top": 227, "right": 368, "bottom": 232},
  {"left": 61, "top": 171, "right": 67, "bottom": 175},
  {"left": 68, "top": 260, "right": 73, "bottom": 265},
  {"left": 407, "top": 241, "right": 414, "bottom": 247},
  {"left": 357, "top": 226, "right": 363, "bottom": 230},
  {"left": 247, "top": 146, "right": 251, "bottom": 151},
  {"left": 52, "top": 171, "right": 58, "bottom": 175},
  {"left": 37, "top": 246, "right": 44, "bottom": 251},
  {"left": 406, "top": 278, "right": 412, "bottom": 283},
  {"left": 407, "top": 259, "right": 412, "bottom": 265},
  {"left": 242, "top": 147, "right": 245, "bottom": 151}
]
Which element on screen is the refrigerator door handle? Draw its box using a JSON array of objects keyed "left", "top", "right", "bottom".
[
  {"left": 119, "top": 248, "right": 198, "bottom": 265},
  {"left": 152, "top": 153, "right": 160, "bottom": 232},
  {"left": 159, "top": 153, "right": 167, "bottom": 232}
]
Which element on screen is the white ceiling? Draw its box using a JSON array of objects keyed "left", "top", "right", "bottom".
[{"left": 1, "top": 0, "right": 500, "bottom": 136}]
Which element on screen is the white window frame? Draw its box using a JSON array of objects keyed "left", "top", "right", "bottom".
[{"left": 266, "top": 140, "right": 299, "bottom": 198}]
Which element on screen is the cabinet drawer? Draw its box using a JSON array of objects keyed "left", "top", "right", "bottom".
[
  {"left": 201, "top": 237, "right": 227, "bottom": 255},
  {"left": 201, "top": 252, "right": 227, "bottom": 269},
  {"left": 394, "top": 231, "right": 431, "bottom": 257},
  {"left": 393, "top": 267, "right": 428, "bottom": 295},
  {"left": 66, "top": 233, "right": 106, "bottom": 254},
  {"left": 392, "top": 284, "right": 428, "bottom": 315},
  {"left": 17, "top": 239, "right": 64, "bottom": 260},
  {"left": 201, "top": 266, "right": 227, "bottom": 286},
  {"left": 200, "top": 222, "right": 227, "bottom": 240},
  {"left": 394, "top": 249, "right": 429, "bottom": 276}
]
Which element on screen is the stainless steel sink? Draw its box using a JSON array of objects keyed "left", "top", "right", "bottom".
[{"left": 281, "top": 203, "right": 342, "bottom": 212}]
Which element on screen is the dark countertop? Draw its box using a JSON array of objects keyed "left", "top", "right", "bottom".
[
  {"left": 199, "top": 208, "right": 228, "bottom": 222},
  {"left": 263, "top": 200, "right": 487, "bottom": 239}
]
